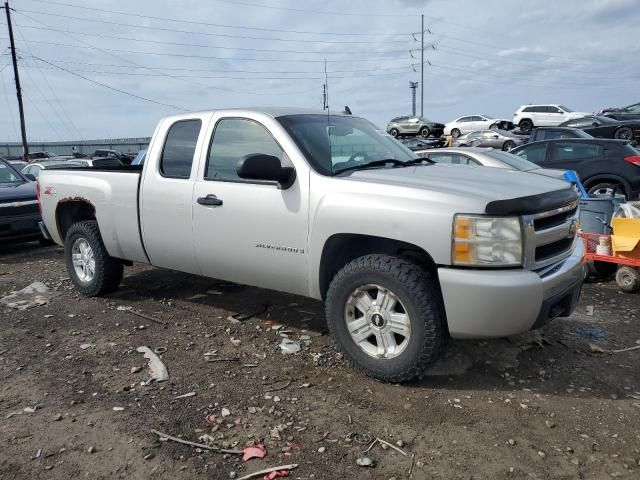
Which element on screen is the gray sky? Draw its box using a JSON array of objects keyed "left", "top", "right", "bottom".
[{"left": 0, "top": 0, "right": 638, "bottom": 141}]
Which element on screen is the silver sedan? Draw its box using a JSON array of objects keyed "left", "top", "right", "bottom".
[
  {"left": 453, "top": 129, "right": 529, "bottom": 151},
  {"left": 415, "top": 147, "right": 568, "bottom": 181}
]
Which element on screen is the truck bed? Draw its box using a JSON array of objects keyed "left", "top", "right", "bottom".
[{"left": 39, "top": 168, "right": 149, "bottom": 264}]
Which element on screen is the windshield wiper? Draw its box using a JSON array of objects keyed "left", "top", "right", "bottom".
[{"left": 334, "top": 158, "right": 430, "bottom": 175}]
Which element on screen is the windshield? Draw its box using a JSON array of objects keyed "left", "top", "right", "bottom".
[
  {"left": 419, "top": 117, "right": 433, "bottom": 123},
  {"left": 593, "top": 115, "right": 618, "bottom": 124},
  {"left": 493, "top": 128, "right": 517, "bottom": 137},
  {"left": 559, "top": 105, "right": 573, "bottom": 112},
  {"left": 0, "top": 159, "right": 24, "bottom": 184},
  {"left": 483, "top": 150, "right": 540, "bottom": 171},
  {"left": 277, "top": 114, "right": 417, "bottom": 175},
  {"left": 482, "top": 115, "right": 495, "bottom": 119}
]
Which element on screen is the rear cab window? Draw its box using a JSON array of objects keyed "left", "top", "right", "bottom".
[{"left": 160, "top": 119, "right": 203, "bottom": 178}]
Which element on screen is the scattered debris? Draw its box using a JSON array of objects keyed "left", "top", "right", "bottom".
[
  {"left": 242, "top": 444, "right": 267, "bottom": 462},
  {"left": 151, "top": 429, "right": 243, "bottom": 454},
  {"left": 0, "top": 282, "right": 55, "bottom": 310},
  {"left": 376, "top": 438, "right": 407, "bottom": 456},
  {"left": 205, "top": 414, "right": 217, "bottom": 425},
  {"left": 236, "top": 464, "right": 298, "bottom": 480},
  {"left": 80, "top": 343, "right": 95, "bottom": 350},
  {"left": 611, "top": 344, "right": 640, "bottom": 354},
  {"left": 87, "top": 446, "right": 96, "bottom": 454},
  {"left": 577, "top": 326, "right": 604, "bottom": 339},
  {"left": 23, "top": 406, "right": 37, "bottom": 414},
  {"left": 408, "top": 453, "right": 416, "bottom": 475},
  {"left": 279, "top": 339, "right": 301, "bottom": 354},
  {"left": 227, "top": 304, "right": 270, "bottom": 324},
  {"left": 586, "top": 305, "right": 594, "bottom": 316},
  {"left": 116, "top": 305, "right": 132, "bottom": 311},
  {"left": 264, "top": 379, "right": 292, "bottom": 393},
  {"left": 136, "top": 346, "right": 169, "bottom": 383},
  {"left": 589, "top": 343, "right": 608, "bottom": 353},
  {"left": 356, "top": 456, "right": 375, "bottom": 467},
  {"left": 113, "top": 407, "right": 125, "bottom": 412},
  {"left": 131, "top": 366, "right": 142, "bottom": 374},
  {"left": 206, "top": 357, "right": 240, "bottom": 363},
  {"left": 174, "top": 391, "right": 196, "bottom": 399},
  {"left": 230, "top": 337, "right": 242, "bottom": 347},
  {"left": 154, "top": 347, "right": 167, "bottom": 354},
  {"left": 221, "top": 408, "right": 231, "bottom": 417},
  {"left": 127, "top": 309, "right": 165, "bottom": 325}
]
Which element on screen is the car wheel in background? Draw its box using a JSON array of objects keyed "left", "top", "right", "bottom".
[
  {"left": 614, "top": 127, "right": 633, "bottom": 140},
  {"left": 389, "top": 128, "right": 399, "bottom": 137},
  {"left": 451, "top": 128, "right": 461, "bottom": 138},
  {"left": 419, "top": 126, "right": 431, "bottom": 137},
  {"left": 586, "top": 181, "right": 627, "bottom": 199},
  {"left": 616, "top": 266, "right": 640, "bottom": 293},
  {"left": 503, "top": 140, "right": 516, "bottom": 151},
  {"left": 325, "top": 254, "right": 445, "bottom": 383},
  {"left": 519, "top": 119, "right": 533, "bottom": 133},
  {"left": 64, "top": 220, "right": 123, "bottom": 296}
]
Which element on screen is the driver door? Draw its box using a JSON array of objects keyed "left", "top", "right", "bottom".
[{"left": 192, "top": 115, "right": 309, "bottom": 295}]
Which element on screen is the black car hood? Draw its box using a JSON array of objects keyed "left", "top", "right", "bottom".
[{"left": 0, "top": 181, "right": 37, "bottom": 202}]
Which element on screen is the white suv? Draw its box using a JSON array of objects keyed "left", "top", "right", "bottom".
[{"left": 513, "top": 104, "right": 590, "bottom": 133}]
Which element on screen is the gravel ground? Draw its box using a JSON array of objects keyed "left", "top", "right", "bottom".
[{"left": 1, "top": 241, "right": 639, "bottom": 479}]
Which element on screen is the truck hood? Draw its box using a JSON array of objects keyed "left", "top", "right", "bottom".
[
  {"left": 344, "top": 164, "right": 571, "bottom": 205},
  {"left": 0, "top": 180, "right": 37, "bottom": 202}
]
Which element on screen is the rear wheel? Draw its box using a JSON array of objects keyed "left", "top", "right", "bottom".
[
  {"left": 325, "top": 254, "right": 445, "bottom": 383},
  {"left": 616, "top": 266, "right": 640, "bottom": 293},
  {"left": 389, "top": 128, "right": 399, "bottom": 137},
  {"left": 519, "top": 119, "right": 533, "bottom": 133},
  {"left": 503, "top": 140, "right": 517, "bottom": 151},
  {"left": 64, "top": 220, "right": 123, "bottom": 296},
  {"left": 451, "top": 128, "right": 461, "bottom": 138},
  {"left": 586, "top": 181, "right": 626, "bottom": 198},
  {"left": 614, "top": 126, "right": 633, "bottom": 140}
]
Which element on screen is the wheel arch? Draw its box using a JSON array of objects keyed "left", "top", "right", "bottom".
[
  {"left": 318, "top": 233, "right": 437, "bottom": 300},
  {"left": 582, "top": 174, "right": 632, "bottom": 197},
  {"left": 55, "top": 199, "right": 96, "bottom": 241}
]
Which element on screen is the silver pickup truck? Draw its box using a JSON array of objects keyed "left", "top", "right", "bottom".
[{"left": 39, "top": 108, "right": 584, "bottom": 382}]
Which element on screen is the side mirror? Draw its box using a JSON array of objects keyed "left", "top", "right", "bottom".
[
  {"left": 24, "top": 173, "right": 36, "bottom": 181},
  {"left": 237, "top": 154, "right": 295, "bottom": 189}
]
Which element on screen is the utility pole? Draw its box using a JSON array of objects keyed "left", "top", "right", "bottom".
[
  {"left": 2, "top": 1, "right": 28, "bottom": 160},
  {"left": 420, "top": 14, "right": 424, "bottom": 118},
  {"left": 409, "top": 81, "right": 418, "bottom": 116},
  {"left": 322, "top": 83, "right": 327, "bottom": 110}
]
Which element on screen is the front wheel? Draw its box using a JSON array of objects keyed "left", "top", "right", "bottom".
[
  {"left": 419, "top": 126, "right": 431, "bottom": 138},
  {"left": 451, "top": 128, "right": 461, "bottom": 138},
  {"left": 64, "top": 220, "right": 123, "bottom": 296},
  {"left": 587, "top": 181, "right": 626, "bottom": 198},
  {"left": 325, "top": 254, "right": 445, "bottom": 383},
  {"left": 389, "top": 128, "right": 399, "bottom": 137}
]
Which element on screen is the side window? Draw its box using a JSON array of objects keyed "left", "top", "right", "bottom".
[
  {"left": 522, "top": 106, "right": 536, "bottom": 113},
  {"left": 160, "top": 119, "right": 202, "bottom": 178},
  {"left": 206, "top": 118, "right": 283, "bottom": 182},
  {"left": 547, "top": 106, "right": 561, "bottom": 113},
  {"left": 514, "top": 144, "right": 546, "bottom": 163},
  {"left": 471, "top": 116, "right": 483, "bottom": 122},
  {"left": 552, "top": 142, "right": 601, "bottom": 161}
]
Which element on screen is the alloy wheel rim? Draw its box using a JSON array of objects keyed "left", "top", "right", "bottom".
[
  {"left": 344, "top": 284, "right": 411, "bottom": 359},
  {"left": 71, "top": 238, "right": 95, "bottom": 283}
]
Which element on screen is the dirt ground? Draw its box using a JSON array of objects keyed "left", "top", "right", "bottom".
[{"left": 1, "top": 241, "right": 639, "bottom": 480}]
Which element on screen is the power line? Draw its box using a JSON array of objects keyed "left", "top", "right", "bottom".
[
  {"left": 207, "top": 0, "right": 415, "bottom": 17},
  {"left": 13, "top": 21, "right": 408, "bottom": 57},
  {"left": 31, "top": 56, "right": 187, "bottom": 110},
  {"left": 14, "top": 23, "right": 83, "bottom": 139},
  {"left": 0, "top": 58, "right": 19, "bottom": 140},
  {"left": 17, "top": 8, "right": 411, "bottom": 45},
  {"left": 22, "top": 90, "right": 64, "bottom": 139},
  {"left": 25, "top": 0, "right": 405, "bottom": 37}
]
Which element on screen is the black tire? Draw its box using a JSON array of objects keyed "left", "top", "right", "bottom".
[
  {"left": 586, "top": 181, "right": 627, "bottom": 198},
  {"left": 325, "top": 254, "right": 445, "bottom": 383},
  {"left": 389, "top": 128, "right": 399, "bottom": 137},
  {"left": 616, "top": 266, "right": 640, "bottom": 293},
  {"left": 64, "top": 220, "right": 123, "bottom": 297},
  {"left": 503, "top": 140, "right": 516, "bottom": 151},
  {"left": 614, "top": 126, "right": 633, "bottom": 140},
  {"left": 419, "top": 126, "right": 431, "bottom": 138},
  {"left": 519, "top": 119, "right": 533, "bottom": 134},
  {"left": 451, "top": 128, "right": 461, "bottom": 138}
]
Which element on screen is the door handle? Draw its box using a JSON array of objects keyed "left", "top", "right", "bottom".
[{"left": 197, "top": 194, "right": 223, "bottom": 207}]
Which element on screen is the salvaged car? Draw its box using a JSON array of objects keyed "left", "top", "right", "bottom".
[
  {"left": 0, "top": 158, "right": 48, "bottom": 244},
  {"left": 39, "top": 108, "right": 584, "bottom": 382}
]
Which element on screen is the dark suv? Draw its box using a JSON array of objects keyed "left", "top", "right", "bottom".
[{"left": 511, "top": 138, "right": 640, "bottom": 199}]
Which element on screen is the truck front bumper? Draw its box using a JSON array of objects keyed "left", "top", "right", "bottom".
[{"left": 438, "top": 240, "right": 584, "bottom": 339}]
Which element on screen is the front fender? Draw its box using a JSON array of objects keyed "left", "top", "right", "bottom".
[{"left": 307, "top": 191, "right": 454, "bottom": 298}]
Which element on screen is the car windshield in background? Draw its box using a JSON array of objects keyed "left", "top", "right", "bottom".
[
  {"left": 277, "top": 114, "right": 417, "bottom": 176},
  {"left": 483, "top": 115, "right": 495, "bottom": 119},
  {"left": 0, "top": 159, "right": 24, "bottom": 184},
  {"left": 559, "top": 105, "right": 573, "bottom": 112},
  {"left": 483, "top": 150, "right": 540, "bottom": 171},
  {"left": 419, "top": 117, "right": 433, "bottom": 123},
  {"left": 494, "top": 129, "right": 518, "bottom": 137},
  {"left": 594, "top": 115, "right": 618, "bottom": 124}
]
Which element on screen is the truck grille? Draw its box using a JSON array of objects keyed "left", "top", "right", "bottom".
[
  {"left": 523, "top": 200, "right": 579, "bottom": 270},
  {"left": 0, "top": 199, "right": 39, "bottom": 217}
]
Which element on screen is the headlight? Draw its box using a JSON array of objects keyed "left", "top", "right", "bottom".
[{"left": 452, "top": 214, "right": 523, "bottom": 267}]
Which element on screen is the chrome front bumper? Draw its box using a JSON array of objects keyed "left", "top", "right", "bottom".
[{"left": 438, "top": 240, "right": 584, "bottom": 339}]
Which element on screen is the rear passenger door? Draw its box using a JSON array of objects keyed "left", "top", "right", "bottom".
[
  {"left": 547, "top": 141, "right": 602, "bottom": 171},
  {"left": 140, "top": 115, "right": 208, "bottom": 274}
]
